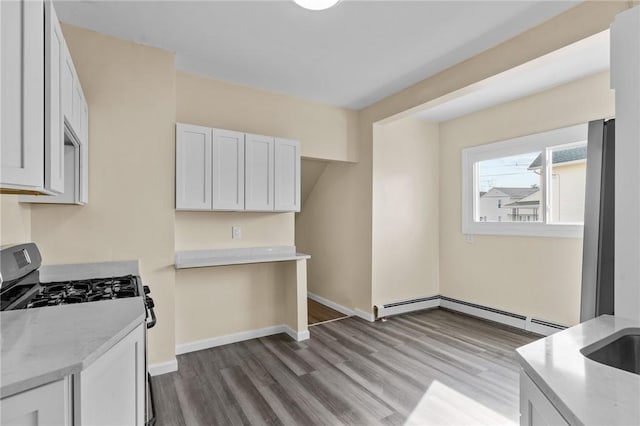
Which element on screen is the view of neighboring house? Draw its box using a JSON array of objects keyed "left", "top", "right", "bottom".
[
  {"left": 478, "top": 187, "right": 540, "bottom": 222},
  {"left": 478, "top": 145, "right": 587, "bottom": 223}
]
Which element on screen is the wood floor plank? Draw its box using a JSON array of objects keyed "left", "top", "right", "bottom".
[
  {"left": 308, "top": 298, "right": 348, "bottom": 325},
  {"left": 151, "top": 308, "right": 540, "bottom": 426}
]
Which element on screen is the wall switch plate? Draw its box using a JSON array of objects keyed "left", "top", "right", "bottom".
[
  {"left": 232, "top": 225, "right": 241, "bottom": 240},
  {"left": 464, "top": 234, "right": 474, "bottom": 243}
]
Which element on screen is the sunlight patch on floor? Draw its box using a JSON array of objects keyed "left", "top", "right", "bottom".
[{"left": 404, "top": 380, "right": 517, "bottom": 426}]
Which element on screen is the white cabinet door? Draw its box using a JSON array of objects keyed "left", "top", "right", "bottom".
[
  {"left": 176, "top": 123, "right": 212, "bottom": 210},
  {"left": 213, "top": 129, "right": 245, "bottom": 211},
  {"left": 245, "top": 133, "right": 274, "bottom": 211},
  {"left": 520, "top": 371, "right": 569, "bottom": 426},
  {"left": 0, "top": 0, "right": 45, "bottom": 191},
  {"left": 1, "top": 378, "right": 71, "bottom": 426},
  {"left": 274, "top": 138, "right": 301, "bottom": 212},
  {"left": 80, "top": 324, "right": 145, "bottom": 426},
  {"left": 44, "top": 0, "right": 64, "bottom": 194}
]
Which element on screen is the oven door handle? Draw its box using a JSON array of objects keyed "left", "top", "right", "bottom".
[{"left": 146, "top": 297, "right": 157, "bottom": 329}]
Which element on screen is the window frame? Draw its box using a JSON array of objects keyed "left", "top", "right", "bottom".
[{"left": 461, "top": 123, "right": 588, "bottom": 238}]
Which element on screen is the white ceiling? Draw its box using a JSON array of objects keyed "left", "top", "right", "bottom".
[
  {"left": 54, "top": 0, "right": 580, "bottom": 109},
  {"left": 416, "top": 30, "right": 609, "bottom": 122}
]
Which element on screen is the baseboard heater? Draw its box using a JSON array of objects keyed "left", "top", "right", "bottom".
[
  {"left": 375, "top": 296, "right": 440, "bottom": 318},
  {"left": 375, "top": 295, "right": 567, "bottom": 336}
]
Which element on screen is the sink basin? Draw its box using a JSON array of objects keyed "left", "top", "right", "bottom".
[{"left": 583, "top": 333, "right": 640, "bottom": 375}]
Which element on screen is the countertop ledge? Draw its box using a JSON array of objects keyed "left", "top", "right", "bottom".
[
  {"left": 175, "top": 246, "right": 310, "bottom": 269},
  {"left": 516, "top": 315, "right": 640, "bottom": 426},
  {"left": 1, "top": 261, "right": 145, "bottom": 399}
]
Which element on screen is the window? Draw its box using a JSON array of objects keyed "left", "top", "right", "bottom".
[{"left": 462, "top": 124, "right": 588, "bottom": 238}]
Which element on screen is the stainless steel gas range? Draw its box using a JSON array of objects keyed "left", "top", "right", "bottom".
[{"left": 0, "top": 243, "right": 157, "bottom": 425}]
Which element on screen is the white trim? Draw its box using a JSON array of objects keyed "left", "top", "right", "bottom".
[
  {"left": 353, "top": 308, "right": 375, "bottom": 322},
  {"left": 307, "top": 292, "right": 354, "bottom": 317},
  {"left": 283, "top": 325, "right": 310, "bottom": 341},
  {"left": 149, "top": 358, "right": 178, "bottom": 377},
  {"left": 375, "top": 298, "right": 440, "bottom": 318},
  {"left": 462, "top": 123, "right": 588, "bottom": 238},
  {"left": 175, "top": 324, "right": 308, "bottom": 355}
]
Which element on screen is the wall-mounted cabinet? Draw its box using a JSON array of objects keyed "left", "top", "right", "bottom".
[
  {"left": 245, "top": 133, "right": 275, "bottom": 211},
  {"left": 1, "top": 0, "right": 47, "bottom": 194},
  {"left": 176, "top": 123, "right": 300, "bottom": 213},
  {"left": 212, "top": 129, "right": 245, "bottom": 211},
  {"left": 175, "top": 124, "right": 212, "bottom": 210},
  {"left": 16, "top": 0, "right": 89, "bottom": 205}
]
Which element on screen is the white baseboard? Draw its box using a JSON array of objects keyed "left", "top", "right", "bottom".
[
  {"left": 149, "top": 358, "right": 178, "bottom": 377},
  {"left": 354, "top": 308, "right": 375, "bottom": 322},
  {"left": 307, "top": 292, "right": 354, "bottom": 316},
  {"left": 176, "top": 324, "right": 309, "bottom": 355}
]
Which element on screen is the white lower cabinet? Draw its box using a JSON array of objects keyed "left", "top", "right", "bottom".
[
  {"left": 520, "top": 371, "right": 569, "bottom": 426},
  {"left": 1, "top": 378, "right": 72, "bottom": 426},
  {"left": 78, "top": 324, "right": 145, "bottom": 425},
  {"left": 0, "top": 324, "right": 145, "bottom": 426}
]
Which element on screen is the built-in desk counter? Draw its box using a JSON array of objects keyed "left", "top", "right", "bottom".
[
  {"left": 174, "top": 246, "right": 310, "bottom": 344},
  {"left": 174, "top": 246, "right": 310, "bottom": 269}
]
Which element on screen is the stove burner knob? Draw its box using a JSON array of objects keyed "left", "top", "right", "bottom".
[
  {"left": 146, "top": 296, "right": 155, "bottom": 308},
  {"left": 143, "top": 285, "right": 150, "bottom": 295}
]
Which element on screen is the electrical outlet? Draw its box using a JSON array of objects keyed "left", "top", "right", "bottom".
[{"left": 232, "top": 226, "right": 241, "bottom": 240}]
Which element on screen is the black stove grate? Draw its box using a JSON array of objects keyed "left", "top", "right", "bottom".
[{"left": 25, "top": 275, "right": 140, "bottom": 309}]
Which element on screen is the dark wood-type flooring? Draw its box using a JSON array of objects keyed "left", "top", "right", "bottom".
[
  {"left": 308, "top": 298, "right": 349, "bottom": 325},
  {"left": 151, "top": 308, "right": 539, "bottom": 426}
]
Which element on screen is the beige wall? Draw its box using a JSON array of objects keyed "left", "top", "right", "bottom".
[
  {"left": 176, "top": 71, "right": 359, "bottom": 163},
  {"left": 0, "top": 195, "right": 31, "bottom": 245},
  {"left": 372, "top": 118, "right": 439, "bottom": 306},
  {"left": 28, "top": 25, "right": 177, "bottom": 364},
  {"left": 438, "top": 72, "right": 615, "bottom": 326}
]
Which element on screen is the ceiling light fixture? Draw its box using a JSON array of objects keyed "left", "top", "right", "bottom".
[{"left": 294, "top": 0, "right": 340, "bottom": 11}]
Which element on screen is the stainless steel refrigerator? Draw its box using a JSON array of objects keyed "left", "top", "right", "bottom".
[{"left": 581, "top": 119, "right": 615, "bottom": 322}]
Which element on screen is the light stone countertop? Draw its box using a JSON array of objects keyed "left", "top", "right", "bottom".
[
  {"left": 1, "top": 261, "right": 145, "bottom": 399},
  {"left": 516, "top": 315, "right": 640, "bottom": 426},
  {"left": 175, "top": 246, "right": 310, "bottom": 269}
]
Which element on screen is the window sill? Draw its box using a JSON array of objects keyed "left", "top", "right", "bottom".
[{"left": 462, "top": 222, "right": 583, "bottom": 238}]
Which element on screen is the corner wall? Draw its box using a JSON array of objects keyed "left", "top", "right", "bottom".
[
  {"left": 372, "top": 118, "right": 439, "bottom": 307},
  {"left": 438, "top": 72, "right": 614, "bottom": 326}
]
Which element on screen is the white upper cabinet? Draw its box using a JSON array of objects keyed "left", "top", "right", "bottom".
[
  {"left": 212, "top": 129, "right": 245, "bottom": 211},
  {"left": 245, "top": 134, "right": 274, "bottom": 211},
  {"left": 1, "top": 0, "right": 45, "bottom": 192},
  {"left": 176, "top": 124, "right": 212, "bottom": 210},
  {"left": 17, "top": 0, "right": 89, "bottom": 204},
  {"left": 274, "top": 138, "right": 301, "bottom": 212},
  {"left": 175, "top": 124, "right": 300, "bottom": 212},
  {"left": 44, "top": 0, "right": 64, "bottom": 194}
]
